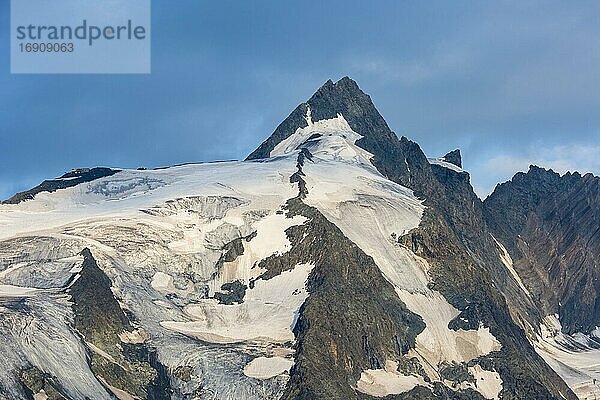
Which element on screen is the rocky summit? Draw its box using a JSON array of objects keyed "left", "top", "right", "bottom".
[{"left": 0, "top": 77, "right": 598, "bottom": 400}]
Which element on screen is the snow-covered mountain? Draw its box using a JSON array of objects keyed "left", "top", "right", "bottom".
[{"left": 0, "top": 77, "right": 597, "bottom": 400}]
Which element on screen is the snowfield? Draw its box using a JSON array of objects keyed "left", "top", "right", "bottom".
[
  {"left": 0, "top": 157, "right": 304, "bottom": 399},
  {"left": 535, "top": 315, "right": 600, "bottom": 400},
  {"left": 0, "top": 111, "right": 523, "bottom": 399},
  {"left": 243, "top": 357, "right": 294, "bottom": 380},
  {"left": 356, "top": 360, "right": 429, "bottom": 397},
  {"left": 161, "top": 262, "right": 313, "bottom": 344}
]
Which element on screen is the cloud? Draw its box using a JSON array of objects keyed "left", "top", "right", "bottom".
[
  {"left": 346, "top": 44, "right": 473, "bottom": 86},
  {"left": 486, "top": 144, "right": 600, "bottom": 175}
]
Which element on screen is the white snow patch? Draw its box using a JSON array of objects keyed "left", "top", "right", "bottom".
[
  {"left": 151, "top": 272, "right": 174, "bottom": 293},
  {"left": 0, "top": 284, "right": 40, "bottom": 297},
  {"left": 118, "top": 328, "right": 147, "bottom": 344},
  {"left": 86, "top": 342, "right": 122, "bottom": 367},
  {"left": 33, "top": 390, "right": 48, "bottom": 400},
  {"left": 243, "top": 356, "right": 293, "bottom": 380},
  {"left": 428, "top": 158, "right": 464, "bottom": 173},
  {"left": 243, "top": 213, "right": 304, "bottom": 260},
  {"left": 460, "top": 365, "right": 503, "bottom": 400},
  {"left": 535, "top": 315, "right": 600, "bottom": 400},
  {"left": 397, "top": 290, "right": 501, "bottom": 368},
  {"left": 161, "top": 263, "right": 313, "bottom": 344},
  {"left": 356, "top": 360, "right": 429, "bottom": 397},
  {"left": 492, "top": 235, "right": 531, "bottom": 298},
  {"left": 207, "top": 212, "right": 307, "bottom": 297}
]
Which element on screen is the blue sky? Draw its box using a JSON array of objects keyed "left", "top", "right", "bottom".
[{"left": 1, "top": 1, "right": 599, "bottom": 199}]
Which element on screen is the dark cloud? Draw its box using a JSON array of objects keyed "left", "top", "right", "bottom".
[{"left": 1, "top": 1, "right": 599, "bottom": 200}]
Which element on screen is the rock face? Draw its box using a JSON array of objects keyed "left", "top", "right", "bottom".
[
  {"left": 70, "top": 248, "right": 170, "bottom": 399},
  {"left": 442, "top": 149, "right": 462, "bottom": 168},
  {"left": 484, "top": 166, "right": 600, "bottom": 335},
  {"left": 247, "top": 77, "right": 411, "bottom": 187},
  {"left": 0, "top": 77, "right": 593, "bottom": 399}
]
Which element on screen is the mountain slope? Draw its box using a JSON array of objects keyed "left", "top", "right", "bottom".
[
  {"left": 484, "top": 166, "right": 600, "bottom": 335},
  {"left": 0, "top": 77, "right": 588, "bottom": 400},
  {"left": 484, "top": 166, "right": 600, "bottom": 398},
  {"left": 248, "top": 77, "right": 575, "bottom": 399}
]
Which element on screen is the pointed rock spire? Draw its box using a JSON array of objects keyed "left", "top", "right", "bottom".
[
  {"left": 246, "top": 77, "right": 396, "bottom": 160},
  {"left": 442, "top": 149, "right": 462, "bottom": 168},
  {"left": 246, "top": 77, "right": 444, "bottom": 198}
]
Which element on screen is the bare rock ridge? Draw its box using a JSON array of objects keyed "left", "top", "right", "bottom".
[
  {"left": 269, "top": 153, "right": 426, "bottom": 399},
  {"left": 3, "top": 167, "right": 120, "bottom": 204},
  {"left": 70, "top": 248, "right": 171, "bottom": 399},
  {"left": 484, "top": 165, "right": 600, "bottom": 335}
]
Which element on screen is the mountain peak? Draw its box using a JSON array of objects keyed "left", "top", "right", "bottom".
[
  {"left": 246, "top": 77, "right": 439, "bottom": 195},
  {"left": 246, "top": 77, "right": 395, "bottom": 160},
  {"left": 442, "top": 149, "right": 462, "bottom": 168},
  {"left": 314, "top": 76, "right": 360, "bottom": 95}
]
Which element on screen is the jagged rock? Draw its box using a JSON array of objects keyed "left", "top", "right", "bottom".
[
  {"left": 484, "top": 166, "right": 600, "bottom": 334},
  {"left": 214, "top": 280, "right": 247, "bottom": 305},
  {"left": 274, "top": 196, "right": 425, "bottom": 398},
  {"left": 442, "top": 149, "right": 462, "bottom": 168},
  {"left": 20, "top": 367, "right": 66, "bottom": 400}
]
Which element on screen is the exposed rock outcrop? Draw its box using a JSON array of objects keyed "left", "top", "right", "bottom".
[
  {"left": 70, "top": 248, "right": 171, "bottom": 399},
  {"left": 3, "top": 167, "right": 120, "bottom": 204},
  {"left": 442, "top": 149, "right": 462, "bottom": 168},
  {"left": 484, "top": 166, "right": 600, "bottom": 335}
]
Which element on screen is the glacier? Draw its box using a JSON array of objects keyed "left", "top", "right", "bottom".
[
  {"left": 0, "top": 77, "right": 589, "bottom": 400},
  {"left": 0, "top": 111, "right": 505, "bottom": 399}
]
